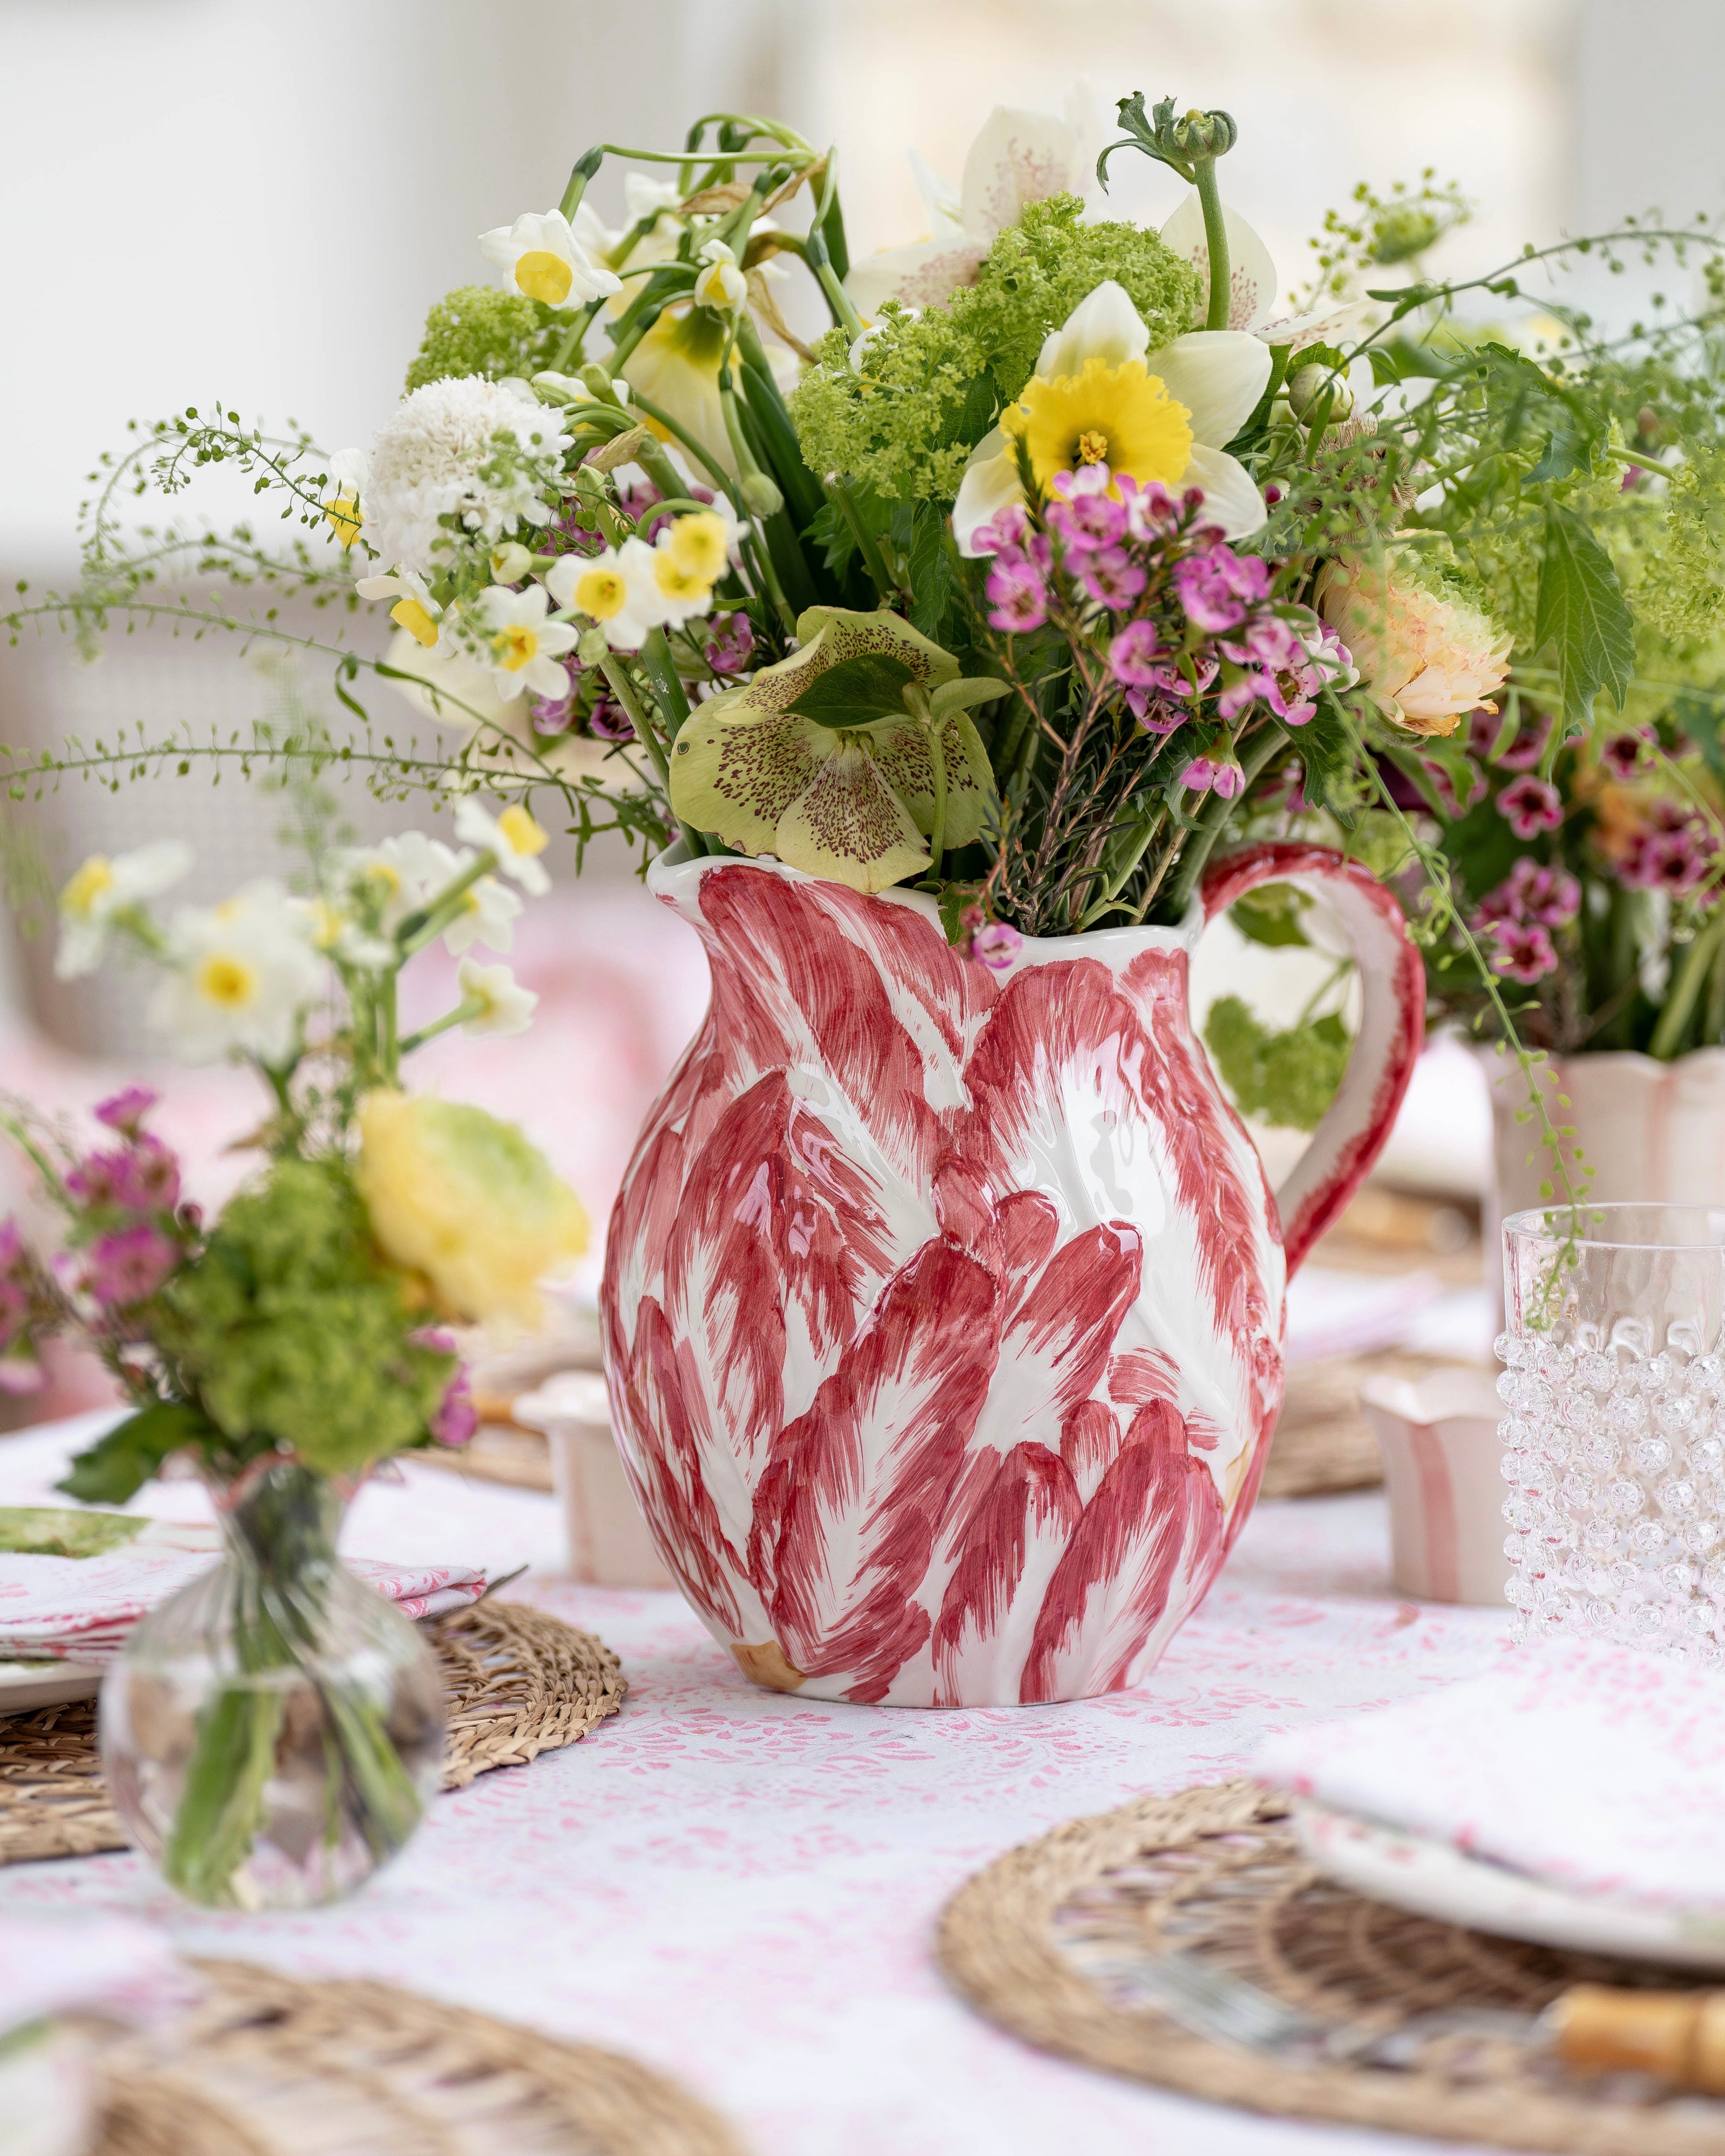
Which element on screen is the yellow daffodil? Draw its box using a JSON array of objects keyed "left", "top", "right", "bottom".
[
  {"left": 356, "top": 567, "right": 442, "bottom": 649},
  {"left": 477, "top": 208, "right": 620, "bottom": 311},
  {"left": 669, "top": 607, "right": 1004, "bottom": 893},
  {"left": 355, "top": 1091, "right": 587, "bottom": 1326},
  {"left": 619, "top": 304, "right": 736, "bottom": 480},
  {"left": 665, "top": 510, "right": 731, "bottom": 584},
  {"left": 952, "top": 281, "right": 1271, "bottom": 552},
  {"left": 454, "top": 797, "right": 552, "bottom": 895},
  {"left": 321, "top": 448, "right": 369, "bottom": 548}
]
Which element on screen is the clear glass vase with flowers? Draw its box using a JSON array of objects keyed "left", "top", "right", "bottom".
[{"left": 0, "top": 809, "right": 585, "bottom": 1906}]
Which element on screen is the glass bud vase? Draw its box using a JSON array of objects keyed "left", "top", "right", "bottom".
[{"left": 99, "top": 1459, "right": 446, "bottom": 1908}]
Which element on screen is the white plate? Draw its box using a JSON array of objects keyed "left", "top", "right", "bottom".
[
  {"left": 1292, "top": 1798, "right": 1725, "bottom": 1973},
  {"left": 0, "top": 1659, "right": 103, "bottom": 1714}
]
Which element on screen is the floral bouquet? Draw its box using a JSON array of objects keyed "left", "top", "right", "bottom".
[
  {"left": 2, "top": 811, "right": 585, "bottom": 1906},
  {"left": 14, "top": 93, "right": 1725, "bottom": 1204}
]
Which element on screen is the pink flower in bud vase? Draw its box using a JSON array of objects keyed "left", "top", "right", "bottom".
[
  {"left": 84, "top": 1224, "right": 178, "bottom": 1308},
  {"left": 1489, "top": 921, "right": 1560, "bottom": 984},
  {"left": 1497, "top": 774, "right": 1564, "bottom": 839},
  {"left": 1077, "top": 548, "right": 1146, "bottom": 608},
  {"left": 703, "top": 612, "right": 755, "bottom": 676},
  {"left": 1181, "top": 756, "right": 1246, "bottom": 799},
  {"left": 94, "top": 1086, "right": 158, "bottom": 1139},
  {"left": 1108, "top": 619, "right": 1163, "bottom": 686},
  {"left": 430, "top": 1365, "right": 479, "bottom": 1448},
  {"left": 970, "top": 921, "right": 1023, "bottom": 972},
  {"left": 985, "top": 559, "right": 1048, "bottom": 632}
]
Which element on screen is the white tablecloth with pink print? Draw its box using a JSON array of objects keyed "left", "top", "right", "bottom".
[{"left": 0, "top": 1412, "right": 1515, "bottom": 2156}]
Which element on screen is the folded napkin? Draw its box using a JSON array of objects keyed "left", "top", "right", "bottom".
[
  {"left": 0, "top": 1914, "right": 188, "bottom": 2038},
  {"left": 0, "top": 1506, "right": 487, "bottom": 1663},
  {"left": 1256, "top": 1641, "right": 1725, "bottom": 1915}
]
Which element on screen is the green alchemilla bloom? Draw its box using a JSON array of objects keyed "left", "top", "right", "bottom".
[{"left": 670, "top": 608, "right": 1005, "bottom": 893}]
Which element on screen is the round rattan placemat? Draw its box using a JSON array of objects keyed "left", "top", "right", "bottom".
[
  {"left": 89, "top": 1957, "right": 746, "bottom": 2156},
  {"left": 938, "top": 1780, "right": 1725, "bottom": 2155},
  {"left": 0, "top": 1599, "right": 623, "bottom": 1865}
]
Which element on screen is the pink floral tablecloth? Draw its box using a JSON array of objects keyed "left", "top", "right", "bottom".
[{"left": 0, "top": 1412, "right": 1511, "bottom": 2156}]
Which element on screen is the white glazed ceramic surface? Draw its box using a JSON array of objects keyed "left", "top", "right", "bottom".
[
  {"left": 513, "top": 1373, "right": 676, "bottom": 1591},
  {"left": 1292, "top": 1798, "right": 1725, "bottom": 1972},
  {"left": 602, "top": 843, "right": 1424, "bottom": 1706},
  {"left": 1360, "top": 1367, "right": 1509, "bottom": 1606},
  {"left": 1481, "top": 1047, "right": 1725, "bottom": 1317}
]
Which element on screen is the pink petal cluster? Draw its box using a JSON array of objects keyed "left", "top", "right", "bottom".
[
  {"left": 1620, "top": 808, "right": 1720, "bottom": 896},
  {"left": 63, "top": 1088, "right": 191, "bottom": 1312},
  {"left": 1496, "top": 775, "right": 1564, "bottom": 840},
  {"left": 1478, "top": 856, "right": 1581, "bottom": 932},
  {"left": 703, "top": 612, "right": 755, "bottom": 678}
]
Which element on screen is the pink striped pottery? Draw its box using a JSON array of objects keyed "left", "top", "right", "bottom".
[
  {"left": 1360, "top": 1368, "right": 1511, "bottom": 1606},
  {"left": 601, "top": 841, "right": 1425, "bottom": 1706}
]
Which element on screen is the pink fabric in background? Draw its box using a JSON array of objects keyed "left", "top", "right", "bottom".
[{"left": 0, "top": 880, "right": 712, "bottom": 1418}]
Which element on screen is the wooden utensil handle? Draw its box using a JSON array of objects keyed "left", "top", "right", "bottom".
[{"left": 1552, "top": 1985, "right": 1725, "bottom": 2091}]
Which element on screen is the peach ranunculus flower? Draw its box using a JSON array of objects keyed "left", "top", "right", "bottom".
[{"left": 1315, "top": 554, "right": 1512, "bottom": 738}]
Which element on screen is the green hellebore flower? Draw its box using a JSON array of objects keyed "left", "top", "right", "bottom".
[{"left": 669, "top": 607, "right": 1005, "bottom": 894}]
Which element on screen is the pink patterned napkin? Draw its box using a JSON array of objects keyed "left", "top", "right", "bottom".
[
  {"left": 0, "top": 1516, "right": 487, "bottom": 1663},
  {"left": 1255, "top": 1641, "right": 1725, "bottom": 1913}
]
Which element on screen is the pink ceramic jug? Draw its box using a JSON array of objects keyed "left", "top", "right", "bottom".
[{"left": 602, "top": 841, "right": 1423, "bottom": 1706}]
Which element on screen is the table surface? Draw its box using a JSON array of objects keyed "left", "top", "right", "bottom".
[{"left": 0, "top": 1412, "right": 1512, "bottom": 2156}]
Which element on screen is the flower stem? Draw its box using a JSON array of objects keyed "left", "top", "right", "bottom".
[
  {"left": 396, "top": 855, "right": 492, "bottom": 959},
  {"left": 1195, "top": 157, "right": 1232, "bottom": 331},
  {"left": 398, "top": 996, "right": 485, "bottom": 1055},
  {"left": 1650, "top": 908, "right": 1725, "bottom": 1060}
]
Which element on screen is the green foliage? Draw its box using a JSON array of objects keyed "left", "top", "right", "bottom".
[
  {"left": 58, "top": 1401, "right": 216, "bottom": 1506},
  {"left": 1229, "top": 884, "right": 1311, "bottom": 948},
  {"left": 404, "top": 285, "right": 563, "bottom": 393},
  {"left": 1298, "top": 171, "right": 1471, "bottom": 303},
  {"left": 0, "top": 1506, "right": 148, "bottom": 1558},
  {"left": 789, "top": 196, "right": 1201, "bottom": 501},
  {"left": 148, "top": 1158, "right": 454, "bottom": 1479},
  {"left": 1535, "top": 506, "right": 1636, "bottom": 729},
  {"left": 1203, "top": 996, "right": 1352, "bottom": 1130}
]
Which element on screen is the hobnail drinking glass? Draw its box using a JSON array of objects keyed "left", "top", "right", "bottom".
[
  {"left": 1497, "top": 1203, "right": 1725, "bottom": 1660},
  {"left": 99, "top": 1461, "right": 446, "bottom": 1908}
]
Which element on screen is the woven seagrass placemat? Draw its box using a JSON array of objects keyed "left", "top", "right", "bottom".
[
  {"left": 88, "top": 1957, "right": 746, "bottom": 2156},
  {"left": 938, "top": 1780, "right": 1725, "bottom": 2155},
  {"left": 0, "top": 1599, "right": 623, "bottom": 1864}
]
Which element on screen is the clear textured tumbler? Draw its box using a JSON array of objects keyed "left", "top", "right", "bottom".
[{"left": 1497, "top": 1203, "right": 1725, "bottom": 1657}]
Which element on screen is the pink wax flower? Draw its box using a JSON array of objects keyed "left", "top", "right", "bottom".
[
  {"left": 83, "top": 1224, "right": 179, "bottom": 1308},
  {"left": 986, "top": 559, "right": 1049, "bottom": 632},
  {"left": 527, "top": 654, "right": 582, "bottom": 735},
  {"left": 1497, "top": 774, "right": 1564, "bottom": 839},
  {"left": 67, "top": 1137, "right": 181, "bottom": 1216},
  {"left": 1218, "top": 670, "right": 1274, "bottom": 721},
  {"left": 1047, "top": 469, "right": 1128, "bottom": 550},
  {"left": 1108, "top": 619, "right": 1164, "bottom": 687},
  {"left": 1124, "top": 687, "right": 1188, "bottom": 735},
  {"left": 1489, "top": 921, "right": 1560, "bottom": 984},
  {"left": 1117, "top": 475, "right": 1179, "bottom": 539},
  {"left": 586, "top": 697, "right": 636, "bottom": 743},
  {"left": 971, "top": 503, "right": 1031, "bottom": 558},
  {"left": 1173, "top": 545, "right": 1271, "bottom": 633},
  {"left": 1181, "top": 756, "right": 1245, "bottom": 799},
  {"left": 970, "top": 921, "right": 1023, "bottom": 972},
  {"left": 703, "top": 611, "right": 755, "bottom": 676},
  {"left": 93, "top": 1086, "right": 158, "bottom": 1139},
  {"left": 1077, "top": 548, "right": 1146, "bottom": 608}
]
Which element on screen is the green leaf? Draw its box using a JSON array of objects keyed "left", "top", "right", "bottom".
[
  {"left": 0, "top": 1507, "right": 148, "bottom": 1558},
  {"left": 906, "top": 503, "right": 959, "bottom": 642},
  {"left": 1377, "top": 737, "right": 1447, "bottom": 819},
  {"left": 56, "top": 1401, "right": 212, "bottom": 1506},
  {"left": 1534, "top": 504, "right": 1635, "bottom": 730},
  {"left": 788, "top": 650, "right": 919, "bottom": 728},
  {"left": 1229, "top": 884, "right": 1311, "bottom": 949},
  {"left": 1286, "top": 694, "right": 1363, "bottom": 828}
]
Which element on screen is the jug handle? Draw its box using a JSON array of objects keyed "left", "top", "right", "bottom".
[{"left": 1202, "top": 842, "right": 1426, "bottom": 1278}]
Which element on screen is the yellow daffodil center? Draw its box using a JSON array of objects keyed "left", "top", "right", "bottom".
[
  {"left": 514, "top": 249, "right": 574, "bottom": 305},
  {"left": 391, "top": 598, "right": 440, "bottom": 648},
  {"left": 491, "top": 623, "right": 539, "bottom": 672},
  {"left": 667, "top": 511, "right": 728, "bottom": 582},
  {"left": 196, "top": 954, "right": 256, "bottom": 1008},
  {"left": 654, "top": 554, "right": 710, "bottom": 603},
  {"left": 498, "top": 805, "right": 548, "bottom": 858},
  {"left": 1004, "top": 357, "right": 1194, "bottom": 491},
  {"left": 62, "top": 857, "right": 114, "bottom": 919},
  {"left": 574, "top": 566, "right": 627, "bottom": 621},
  {"left": 323, "top": 491, "right": 362, "bottom": 547}
]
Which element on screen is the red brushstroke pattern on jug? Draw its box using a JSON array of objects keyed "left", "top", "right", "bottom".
[{"left": 601, "top": 842, "right": 1423, "bottom": 1706}]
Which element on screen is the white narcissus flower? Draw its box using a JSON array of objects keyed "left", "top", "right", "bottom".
[
  {"left": 151, "top": 881, "right": 324, "bottom": 1065},
  {"left": 478, "top": 208, "right": 621, "bottom": 310},
  {"left": 441, "top": 873, "right": 523, "bottom": 957},
  {"left": 377, "top": 628, "right": 635, "bottom": 791},
  {"left": 55, "top": 840, "right": 192, "bottom": 981},
  {"left": 456, "top": 956, "right": 538, "bottom": 1038},
  {"left": 355, "top": 566, "right": 441, "bottom": 648},
  {"left": 361, "top": 377, "right": 572, "bottom": 577},
  {"left": 693, "top": 238, "right": 747, "bottom": 313},
  {"left": 322, "top": 447, "right": 369, "bottom": 548},
  {"left": 453, "top": 798, "right": 553, "bottom": 895},
  {"left": 844, "top": 98, "right": 1102, "bottom": 315},
  {"left": 332, "top": 832, "right": 461, "bottom": 932},
  {"left": 475, "top": 584, "right": 580, "bottom": 701},
  {"left": 952, "top": 281, "right": 1271, "bottom": 553},
  {"left": 545, "top": 540, "right": 658, "bottom": 651}
]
